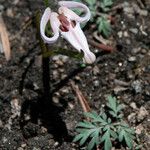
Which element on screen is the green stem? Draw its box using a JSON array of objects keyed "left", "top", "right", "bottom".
[
  {"left": 35, "top": 11, "right": 51, "bottom": 101},
  {"left": 44, "top": 0, "right": 49, "bottom": 7}
]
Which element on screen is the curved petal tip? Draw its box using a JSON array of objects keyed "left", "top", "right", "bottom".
[{"left": 83, "top": 51, "right": 96, "bottom": 64}]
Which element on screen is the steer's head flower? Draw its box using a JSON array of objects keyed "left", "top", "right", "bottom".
[{"left": 40, "top": 1, "right": 96, "bottom": 64}]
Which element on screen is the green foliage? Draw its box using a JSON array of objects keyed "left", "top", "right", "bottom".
[
  {"left": 107, "top": 95, "right": 124, "bottom": 119},
  {"left": 117, "top": 123, "right": 135, "bottom": 149},
  {"left": 100, "top": 0, "right": 113, "bottom": 12},
  {"left": 73, "top": 0, "right": 114, "bottom": 38},
  {"left": 97, "top": 16, "right": 111, "bottom": 37},
  {"left": 74, "top": 96, "right": 136, "bottom": 150}
]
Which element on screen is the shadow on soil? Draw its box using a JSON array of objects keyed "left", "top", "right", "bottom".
[{"left": 19, "top": 57, "right": 72, "bottom": 143}]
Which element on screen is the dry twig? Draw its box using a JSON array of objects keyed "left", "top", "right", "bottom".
[
  {"left": 88, "top": 39, "right": 115, "bottom": 52},
  {"left": 70, "top": 81, "right": 91, "bottom": 113},
  {"left": 0, "top": 15, "right": 11, "bottom": 60}
]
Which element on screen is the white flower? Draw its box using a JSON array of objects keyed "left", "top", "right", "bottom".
[{"left": 40, "top": 1, "right": 96, "bottom": 64}]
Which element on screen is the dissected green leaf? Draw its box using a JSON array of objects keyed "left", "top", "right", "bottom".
[
  {"left": 74, "top": 118, "right": 102, "bottom": 149},
  {"left": 117, "top": 125, "right": 135, "bottom": 149},
  {"left": 101, "top": 112, "right": 107, "bottom": 121},
  {"left": 110, "top": 129, "right": 117, "bottom": 139},
  {"left": 74, "top": 96, "right": 136, "bottom": 150},
  {"left": 79, "top": 131, "right": 93, "bottom": 145},
  {"left": 73, "top": 133, "right": 84, "bottom": 142},
  {"left": 101, "top": 130, "right": 112, "bottom": 150},
  {"left": 84, "top": 0, "right": 96, "bottom": 6},
  {"left": 77, "top": 121, "right": 96, "bottom": 128},
  {"left": 97, "top": 16, "right": 111, "bottom": 37},
  {"left": 106, "top": 96, "right": 124, "bottom": 119},
  {"left": 87, "top": 130, "right": 100, "bottom": 150},
  {"left": 100, "top": 0, "right": 113, "bottom": 12},
  {"left": 116, "top": 104, "right": 124, "bottom": 112},
  {"left": 84, "top": 111, "right": 98, "bottom": 120},
  {"left": 107, "top": 96, "right": 117, "bottom": 111}
]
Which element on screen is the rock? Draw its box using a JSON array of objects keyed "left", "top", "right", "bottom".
[
  {"left": 33, "top": 83, "right": 39, "bottom": 90},
  {"left": 118, "top": 31, "right": 123, "bottom": 38},
  {"left": 135, "top": 124, "right": 144, "bottom": 135},
  {"left": 53, "top": 70, "right": 59, "bottom": 79},
  {"left": 128, "top": 113, "right": 136, "bottom": 123},
  {"left": 6, "top": 8, "right": 15, "bottom": 18},
  {"left": 114, "top": 79, "right": 129, "bottom": 86},
  {"left": 128, "top": 56, "right": 136, "bottom": 62},
  {"left": 130, "top": 102, "right": 138, "bottom": 110},
  {"left": 127, "top": 71, "right": 135, "bottom": 79},
  {"left": 129, "top": 28, "right": 138, "bottom": 34},
  {"left": 17, "top": 147, "right": 23, "bottom": 150},
  {"left": 123, "top": 31, "right": 129, "bottom": 37},
  {"left": 132, "top": 47, "right": 141, "bottom": 54},
  {"left": 52, "top": 96, "right": 59, "bottom": 104},
  {"left": 93, "top": 80, "right": 100, "bottom": 87},
  {"left": 113, "top": 86, "right": 128, "bottom": 94},
  {"left": 124, "top": 7, "right": 134, "bottom": 14},
  {"left": 126, "top": 39, "right": 131, "bottom": 45},
  {"left": 131, "top": 80, "right": 142, "bottom": 93},
  {"left": 132, "top": 3, "right": 148, "bottom": 16},
  {"left": 40, "top": 126, "right": 48, "bottom": 134},
  {"left": 33, "top": 148, "right": 40, "bottom": 150},
  {"left": 68, "top": 102, "right": 74, "bottom": 109},
  {"left": 54, "top": 142, "right": 59, "bottom": 147},
  {"left": 137, "top": 107, "right": 148, "bottom": 122},
  {"left": 0, "top": 119, "right": 3, "bottom": 128},
  {"left": 21, "top": 143, "right": 27, "bottom": 148},
  {"left": 0, "top": 5, "right": 4, "bottom": 14},
  {"left": 93, "top": 66, "right": 100, "bottom": 75}
]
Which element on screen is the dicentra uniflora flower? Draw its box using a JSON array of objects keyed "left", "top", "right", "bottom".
[{"left": 40, "top": 1, "right": 96, "bottom": 64}]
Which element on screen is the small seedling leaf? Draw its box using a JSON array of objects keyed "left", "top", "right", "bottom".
[
  {"left": 101, "top": 130, "right": 112, "bottom": 150},
  {"left": 85, "top": 0, "right": 96, "bottom": 6},
  {"left": 77, "top": 122, "right": 96, "bottom": 128},
  {"left": 73, "top": 133, "right": 84, "bottom": 142},
  {"left": 87, "top": 130, "right": 100, "bottom": 150}
]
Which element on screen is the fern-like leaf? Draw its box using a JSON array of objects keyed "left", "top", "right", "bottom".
[
  {"left": 101, "top": 129, "right": 112, "bottom": 150},
  {"left": 97, "top": 16, "right": 111, "bottom": 37},
  {"left": 107, "top": 96, "right": 124, "bottom": 119},
  {"left": 74, "top": 119, "right": 102, "bottom": 149},
  {"left": 117, "top": 124, "right": 135, "bottom": 149},
  {"left": 100, "top": 0, "right": 113, "bottom": 12}
]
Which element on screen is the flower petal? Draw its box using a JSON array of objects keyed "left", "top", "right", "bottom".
[
  {"left": 40, "top": 8, "right": 60, "bottom": 44},
  {"left": 61, "top": 23, "right": 96, "bottom": 64},
  {"left": 83, "top": 51, "right": 96, "bottom": 64},
  {"left": 58, "top": 1, "right": 91, "bottom": 23},
  {"left": 58, "top": 6, "right": 80, "bottom": 22}
]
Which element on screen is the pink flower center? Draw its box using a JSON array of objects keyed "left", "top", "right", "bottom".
[{"left": 58, "top": 14, "right": 76, "bottom": 32}]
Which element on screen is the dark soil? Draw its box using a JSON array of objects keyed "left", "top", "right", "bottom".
[{"left": 0, "top": 0, "right": 149, "bottom": 149}]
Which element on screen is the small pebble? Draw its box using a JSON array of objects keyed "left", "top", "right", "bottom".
[
  {"left": 128, "top": 113, "right": 136, "bottom": 123},
  {"left": 135, "top": 124, "right": 144, "bottom": 135},
  {"left": 93, "top": 80, "right": 100, "bottom": 87},
  {"left": 68, "top": 102, "right": 74, "bottom": 109},
  {"left": 123, "top": 31, "right": 129, "bottom": 37},
  {"left": 118, "top": 31, "right": 123, "bottom": 38},
  {"left": 131, "top": 80, "right": 142, "bottom": 93},
  {"left": 132, "top": 47, "right": 141, "bottom": 54},
  {"left": 54, "top": 142, "right": 59, "bottom": 147},
  {"left": 21, "top": 143, "right": 27, "bottom": 148},
  {"left": 0, "top": 120, "right": 3, "bottom": 128},
  {"left": 17, "top": 148, "right": 23, "bottom": 150},
  {"left": 129, "top": 28, "right": 138, "bottom": 34},
  {"left": 130, "top": 102, "right": 137, "bottom": 110},
  {"left": 128, "top": 56, "right": 136, "bottom": 62},
  {"left": 137, "top": 107, "right": 148, "bottom": 122},
  {"left": 52, "top": 97, "right": 59, "bottom": 104}
]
